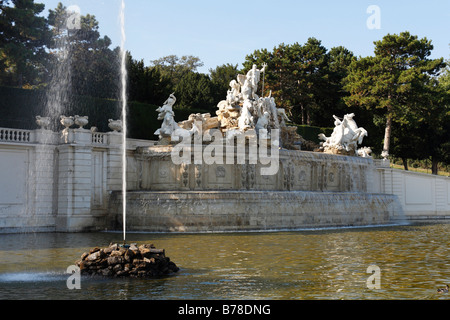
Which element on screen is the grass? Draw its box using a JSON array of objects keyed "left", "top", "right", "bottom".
[{"left": 390, "top": 163, "right": 450, "bottom": 177}]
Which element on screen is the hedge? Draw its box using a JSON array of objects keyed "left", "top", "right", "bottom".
[{"left": 0, "top": 86, "right": 331, "bottom": 142}]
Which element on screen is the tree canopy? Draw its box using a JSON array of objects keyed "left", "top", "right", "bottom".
[
  {"left": 343, "top": 32, "right": 446, "bottom": 172},
  {"left": 0, "top": 0, "right": 449, "bottom": 173}
]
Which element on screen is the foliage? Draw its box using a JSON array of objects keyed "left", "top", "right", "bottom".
[
  {"left": 243, "top": 39, "right": 355, "bottom": 127},
  {"left": 0, "top": 0, "right": 52, "bottom": 87},
  {"left": 150, "top": 55, "right": 203, "bottom": 86},
  {"left": 126, "top": 52, "right": 172, "bottom": 105},
  {"left": 46, "top": 2, "right": 120, "bottom": 100},
  {"left": 0, "top": 1, "right": 448, "bottom": 170},
  {"left": 175, "top": 71, "right": 215, "bottom": 112},
  {"left": 344, "top": 31, "right": 446, "bottom": 161},
  {"left": 209, "top": 63, "right": 239, "bottom": 105}
]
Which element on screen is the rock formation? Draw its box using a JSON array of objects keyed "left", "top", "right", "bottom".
[{"left": 75, "top": 243, "right": 179, "bottom": 278}]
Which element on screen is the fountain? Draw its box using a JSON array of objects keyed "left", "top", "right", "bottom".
[
  {"left": 119, "top": 0, "right": 128, "bottom": 244},
  {"left": 0, "top": 2, "right": 407, "bottom": 237},
  {"left": 109, "top": 63, "right": 402, "bottom": 232}
]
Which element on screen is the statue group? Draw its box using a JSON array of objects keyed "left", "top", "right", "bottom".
[
  {"left": 154, "top": 63, "right": 369, "bottom": 156},
  {"left": 154, "top": 63, "right": 299, "bottom": 148},
  {"left": 218, "top": 63, "right": 291, "bottom": 135},
  {"left": 318, "top": 113, "right": 370, "bottom": 157}
]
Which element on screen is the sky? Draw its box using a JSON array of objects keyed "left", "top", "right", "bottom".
[{"left": 38, "top": 0, "right": 450, "bottom": 74}]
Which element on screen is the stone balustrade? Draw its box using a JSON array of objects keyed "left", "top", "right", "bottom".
[
  {"left": 0, "top": 128, "right": 32, "bottom": 143},
  {"left": 0, "top": 126, "right": 154, "bottom": 233}
]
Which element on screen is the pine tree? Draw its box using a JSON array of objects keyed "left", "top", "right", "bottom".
[
  {"left": 0, "top": 0, "right": 51, "bottom": 87},
  {"left": 344, "top": 31, "right": 445, "bottom": 158}
]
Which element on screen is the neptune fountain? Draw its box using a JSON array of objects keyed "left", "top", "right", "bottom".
[{"left": 109, "top": 63, "right": 401, "bottom": 233}]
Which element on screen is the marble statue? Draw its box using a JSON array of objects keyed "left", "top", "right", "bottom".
[
  {"left": 238, "top": 99, "right": 254, "bottom": 131},
  {"left": 255, "top": 111, "right": 270, "bottom": 134},
  {"left": 154, "top": 93, "right": 194, "bottom": 144},
  {"left": 154, "top": 63, "right": 301, "bottom": 151},
  {"left": 318, "top": 113, "right": 368, "bottom": 155},
  {"left": 241, "top": 63, "right": 267, "bottom": 100},
  {"left": 226, "top": 79, "right": 241, "bottom": 106},
  {"left": 357, "top": 146, "right": 372, "bottom": 158},
  {"left": 154, "top": 94, "right": 181, "bottom": 140}
]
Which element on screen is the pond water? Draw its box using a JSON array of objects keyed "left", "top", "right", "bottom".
[{"left": 1, "top": 221, "right": 449, "bottom": 300}]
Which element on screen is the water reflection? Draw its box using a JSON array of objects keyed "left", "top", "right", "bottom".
[{"left": 0, "top": 222, "right": 450, "bottom": 299}]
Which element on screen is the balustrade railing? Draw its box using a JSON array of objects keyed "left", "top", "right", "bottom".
[
  {"left": 0, "top": 128, "right": 32, "bottom": 143},
  {"left": 92, "top": 132, "right": 108, "bottom": 145}
]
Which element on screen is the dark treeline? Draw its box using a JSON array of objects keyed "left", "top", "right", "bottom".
[{"left": 1, "top": 0, "right": 449, "bottom": 174}]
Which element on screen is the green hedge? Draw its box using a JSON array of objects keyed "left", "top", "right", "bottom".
[
  {"left": 289, "top": 123, "right": 333, "bottom": 144},
  {"left": 0, "top": 86, "right": 45, "bottom": 129},
  {"left": 0, "top": 86, "right": 210, "bottom": 140}
]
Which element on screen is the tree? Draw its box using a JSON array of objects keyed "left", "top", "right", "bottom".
[
  {"left": 0, "top": 0, "right": 51, "bottom": 87},
  {"left": 47, "top": 2, "right": 120, "bottom": 99},
  {"left": 344, "top": 31, "right": 446, "bottom": 158},
  {"left": 175, "top": 71, "right": 214, "bottom": 111},
  {"left": 421, "top": 76, "right": 450, "bottom": 174},
  {"left": 243, "top": 39, "right": 351, "bottom": 127},
  {"left": 127, "top": 52, "right": 172, "bottom": 105},
  {"left": 150, "top": 55, "right": 203, "bottom": 86},
  {"left": 209, "top": 63, "right": 239, "bottom": 105}
]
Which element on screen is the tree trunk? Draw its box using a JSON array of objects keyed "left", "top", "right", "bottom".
[
  {"left": 402, "top": 158, "right": 409, "bottom": 171},
  {"left": 431, "top": 158, "right": 439, "bottom": 175},
  {"left": 383, "top": 114, "right": 392, "bottom": 155}
]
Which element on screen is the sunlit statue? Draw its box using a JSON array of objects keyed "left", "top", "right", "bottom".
[
  {"left": 241, "top": 63, "right": 267, "bottom": 100},
  {"left": 318, "top": 113, "right": 368, "bottom": 156}
]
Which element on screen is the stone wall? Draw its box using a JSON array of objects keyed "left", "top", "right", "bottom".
[
  {"left": 109, "top": 191, "right": 400, "bottom": 232},
  {"left": 133, "top": 145, "right": 374, "bottom": 193},
  {"left": 374, "top": 161, "right": 450, "bottom": 220},
  {"left": 1, "top": 124, "right": 448, "bottom": 234},
  {"left": 0, "top": 126, "right": 154, "bottom": 233}
]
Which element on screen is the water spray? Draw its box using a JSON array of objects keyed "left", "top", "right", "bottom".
[{"left": 119, "top": 0, "right": 127, "bottom": 244}]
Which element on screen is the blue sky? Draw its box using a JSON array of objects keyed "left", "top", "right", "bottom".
[{"left": 38, "top": 0, "right": 450, "bottom": 73}]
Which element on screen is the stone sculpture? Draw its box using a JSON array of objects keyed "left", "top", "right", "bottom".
[
  {"left": 60, "top": 115, "right": 74, "bottom": 129},
  {"left": 241, "top": 63, "right": 267, "bottom": 100},
  {"left": 108, "top": 119, "right": 123, "bottom": 132},
  {"left": 74, "top": 115, "right": 89, "bottom": 129},
  {"left": 36, "top": 116, "right": 51, "bottom": 130},
  {"left": 318, "top": 113, "right": 368, "bottom": 156},
  {"left": 153, "top": 63, "right": 304, "bottom": 151},
  {"left": 154, "top": 93, "right": 178, "bottom": 139},
  {"left": 154, "top": 93, "right": 192, "bottom": 144}
]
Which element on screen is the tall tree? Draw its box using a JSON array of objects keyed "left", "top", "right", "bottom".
[
  {"left": 0, "top": 0, "right": 51, "bottom": 87},
  {"left": 127, "top": 52, "right": 172, "bottom": 105},
  {"left": 175, "top": 71, "right": 214, "bottom": 111},
  {"left": 47, "top": 2, "right": 120, "bottom": 99},
  {"left": 151, "top": 55, "right": 203, "bottom": 86},
  {"left": 243, "top": 39, "right": 348, "bottom": 126},
  {"left": 209, "top": 63, "right": 239, "bottom": 105},
  {"left": 344, "top": 31, "right": 445, "bottom": 157}
]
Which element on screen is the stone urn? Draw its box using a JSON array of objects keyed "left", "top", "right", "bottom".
[
  {"left": 36, "top": 116, "right": 51, "bottom": 130},
  {"left": 60, "top": 115, "right": 74, "bottom": 129},
  {"left": 74, "top": 115, "right": 89, "bottom": 129},
  {"left": 108, "top": 119, "right": 122, "bottom": 132}
]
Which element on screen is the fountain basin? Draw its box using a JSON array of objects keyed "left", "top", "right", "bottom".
[
  {"left": 109, "top": 145, "right": 403, "bottom": 232},
  {"left": 110, "top": 190, "right": 401, "bottom": 232}
]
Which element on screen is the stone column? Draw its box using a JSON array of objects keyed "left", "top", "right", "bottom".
[{"left": 56, "top": 129, "right": 94, "bottom": 232}]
